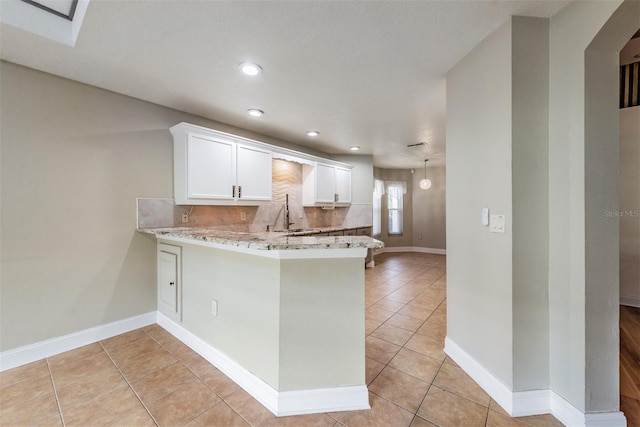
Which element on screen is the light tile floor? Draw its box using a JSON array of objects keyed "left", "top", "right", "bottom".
[{"left": 0, "top": 252, "right": 565, "bottom": 426}]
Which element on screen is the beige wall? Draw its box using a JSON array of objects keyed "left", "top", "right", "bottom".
[
  {"left": 549, "top": 0, "right": 637, "bottom": 412},
  {"left": 447, "top": 18, "right": 515, "bottom": 388},
  {"left": 0, "top": 61, "right": 364, "bottom": 352},
  {"left": 412, "top": 165, "right": 446, "bottom": 250},
  {"left": 620, "top": 106, "right": 640, "bottom": 307},
  {"left": 373, "top": 168, "right": 414, "bottom": 248}
]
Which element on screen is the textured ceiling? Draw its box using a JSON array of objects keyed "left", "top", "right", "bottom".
[{"left": 0, "top": 0, "right": 569, "bottom": 168}]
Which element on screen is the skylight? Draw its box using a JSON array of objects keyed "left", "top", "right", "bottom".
[{"left": 0, "top": 0, "right": 90, "bottom": 46}]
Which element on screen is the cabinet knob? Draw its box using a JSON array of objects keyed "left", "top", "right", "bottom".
[{"left": 169, "top": 281, "right": 175, "bottom": 286}]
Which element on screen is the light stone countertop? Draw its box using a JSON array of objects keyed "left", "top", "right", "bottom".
[{"left": 138, "top": 226, "right": 384, "bottom": 251}]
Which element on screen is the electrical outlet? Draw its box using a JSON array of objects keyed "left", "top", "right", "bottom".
[
  {"left": 240, "top": 211, "right": 247, "bottom": 221},
  {"left": 211, "top": 300, "right": 218, "bottom": 316},
  {"left": 181, "top": 213, "right": 189, "bottom": 223}
]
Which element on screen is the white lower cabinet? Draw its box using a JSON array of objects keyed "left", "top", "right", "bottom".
[{"left": 157, "top": 243, "right": 182, "bottom": 322}]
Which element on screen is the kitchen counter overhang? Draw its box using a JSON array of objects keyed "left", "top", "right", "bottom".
[{"left": 139, "top": 226, "right": 383, "bottom": 258}]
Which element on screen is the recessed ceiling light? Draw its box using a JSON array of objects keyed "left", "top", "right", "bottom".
[
  {"left": 349, "top": 146, "right": 360, "bottom": 151},
  {"left": 247, "top": 109, "right": 264, "bottom": 117},
  {"left": 240, "top": 62, "right": 262, "bottom": 76},
  {"left": 306, "top": 131, "right": 319, "bottom": 137}
]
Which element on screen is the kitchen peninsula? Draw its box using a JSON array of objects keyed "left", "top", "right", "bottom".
[{"left": 139, "top": 225, "right": 383, "bottom": 416}]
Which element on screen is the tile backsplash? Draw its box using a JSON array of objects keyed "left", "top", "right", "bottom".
[{"left": 137, "top": 159, "right": 372, "bottom": 232}]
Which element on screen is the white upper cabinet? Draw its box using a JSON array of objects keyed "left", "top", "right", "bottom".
[
  {"left": 187, "top": 133, "right": 236, "bottom": 200},
  {"left": 171, "top": 122, "right": 352, "bottom": 207},
  {"left": 236, "top": 144, "right": 272, "bottom": 201},
  {"left": 315, "top": 163, "right": 337, "bottom": 203},
  {"left": 334, "top": 166, "right": 352, "bottom": 204},
  {"left": 172, "top": 123, "right": 272, "bottom": 205},
  {"left": 303, "top": 162, "right": 352, "bottom": 206}
]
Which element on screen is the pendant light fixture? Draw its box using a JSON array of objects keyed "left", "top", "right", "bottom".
[{"left": 419, "top": 159, "right": 432, "bottom": 190}]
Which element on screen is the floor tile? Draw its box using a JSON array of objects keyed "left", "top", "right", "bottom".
[
  {"left": 365, "top": 336, "right": 402, "bottom": 364},
  {"left": 417, "top": 386, "right": 488, "bottom": 427},
  {"left": 106, "top": 333, "right": 163, "bottom": 364},
  {"left": 369, "top": 366, "right": 430, "bottom": 412},
  {"left": 56, "top": 365, "right": 126, "bottom": 410},
  {"left": 108, "top": 407, "right": 156, "bottom": 427},
  {"left": 181, "top": 351, "right": 217, "bottom": 377},
  {"left": 338, "top": 392, "right": 414, "bottom": 427},
  {"left": 432, "top": 362, "right": 490, "bottom": 406},
  {"left": 225, "top": 388, "right": 275, "bottom": 426},
  {"left": 404, "top": 334, "right": 446, "bottom": 361},
  {"left": 365, "top": 357, "right": 385, "bottom": 385},
  {"left": 100, "top": 328, "right": 148, "bottom": 352},
  {"left": 258, "top": 412, "right": 337, "bottom": 426},
  {"left": 486, "top": 410, "right": 526, "bottom": 426},
  {"left": 0, "top": 370, "right": 54, "bottom": 407},
  {"left": 50, "top": 351, "right": 116, "bottom": 387},
  {"left": 385, "top": 313, "right": 425, "bottom": 332},
  {"left": 365, "top": 318, "right": 383, "bottom": 335},
  {"left": 184, "top": 402, "right": 250, "bottom": 426},
  {"left": 370, "top": 324, "right": 414, "bottom": 347},
  {"left": 398, "top": 305, "right": 433, "bottom": 321},
  {"left": 47, "top": 343, "right": 104, "bottom": 370},
  {"left": 114, "top": 347, "right": 177, "bottom": 382},
  {"left": 130, "top": 360, "right": 198, "bottom": 404},
  {"left": 146, "top": 379, "right": 221, "bottom": 426},
  {"left": 515, "top": 413, "right": 565, "bottom": 427},
  {"left": 410, "top": 416, "right": 438, "bottom": 427},
  {"left": 62, "top": 385, "right": 145, "bottom": 427},
  {"left": 372, "top": 299, "right": 407, "bottom": 313},
  {"left": 0, "top": 389, "right": 59, "bottom": 425},
  {"left": 388, "top": 348, "right": 442, "bottom": 383},
  {"left": 0, "top": 359, "right": 49, "bottom": 388},
  {"left": 202, "top": 368, "right": 242, "bottom": 399},
  {"left": 365, "top": 306, "right": 396, "bottom": 323}
]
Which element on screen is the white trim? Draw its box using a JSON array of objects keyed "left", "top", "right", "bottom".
[
  {"left": 444, "top": 337, "right": 626, "bottom": 427},
  {"left": 157, "top": 313, "right": 370, "bottom": 416},
  {"left": 0, "top": 312, "right": 157, "bottom": 372},
  {"left": 444, "top": 337, "right": 514, "bottom": 413},
  {"left": 620, "top": 294, "right": 640, "bottom": 308},
  {"left": 584, "top": 412, "right": 627, "bottom": 427},
  {"left": 375, "top": 246, "right": 446, "bottom": 255}
]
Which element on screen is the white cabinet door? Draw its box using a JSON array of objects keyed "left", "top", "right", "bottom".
[
  {"left": 158, "top": 243, "right": 181, "bottom": 322},
  {"left": 187, "top": 134, "right": 235, "bottom": 200},
  {"left": 315, "top": 163, "right": 337, "bottom": 203},
  {"left": 236, "top": 144, "right": 272, "bottom": 201},
  {"left": 334, "top": 166, "right": 352, "bottom": 204}
]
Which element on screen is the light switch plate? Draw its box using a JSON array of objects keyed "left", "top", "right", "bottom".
[{"left": 490, "top": 214, "right": 506, "bottom": 233}]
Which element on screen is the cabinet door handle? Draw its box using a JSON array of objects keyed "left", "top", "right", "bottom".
[
  {"left": 334, "top": 193, "right": 339, "bottom": 202},
  {"left": 232, "top": 185, "right": 236, "bottom": 198},
  {"left": 238, "top": 186, "right": 242, "bottom": 199},
  {"left": 169, "top": 281, "right": 175, "bottom": 286}
]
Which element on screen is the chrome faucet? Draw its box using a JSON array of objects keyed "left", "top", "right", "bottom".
[{"left": 284, "top": 194, "right": 295, "bottom": 230}]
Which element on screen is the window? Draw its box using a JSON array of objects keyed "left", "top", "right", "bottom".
[
  {"left": 387, "top": 182, "right": 405, "bottom": 235},
  {"left": 373, "top": 180, "right": 384, "bottom": 237}
]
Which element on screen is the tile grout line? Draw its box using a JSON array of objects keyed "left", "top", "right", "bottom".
[
  {"left": 99, "top": 340, "right": 160, "bottom": 427},
  {"left": 365, "top": 262, "right": 448, "bottom": 426},
  {"left": 45, "top": 358, "right": 66, "bottom": 427}
]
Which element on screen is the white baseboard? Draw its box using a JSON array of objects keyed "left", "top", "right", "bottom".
[
  {"left": 157, "top": 313, "right": 370, "bottom": 416},
  {"left": 620, "top": 294, "right": 640, "bottom": 308},
  {"left": 444, "top": 337, "right": 627, "bottom": 427},
  {"left": 0, "top": 312, "right": 157, "bottom": 372},
  {"left": 375, "top": 246, "right": 446, "bottom": 255}
]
